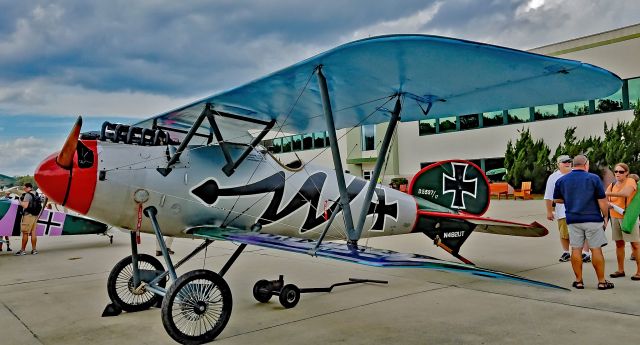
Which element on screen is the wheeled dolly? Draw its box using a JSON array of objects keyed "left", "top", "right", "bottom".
[{"left": 252, "top": 275, "right": 388, "bottom": 309}]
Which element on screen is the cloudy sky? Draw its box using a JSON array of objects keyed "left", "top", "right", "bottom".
[{"left": 0, "top": 0, "right": 638, "bottom": 176}]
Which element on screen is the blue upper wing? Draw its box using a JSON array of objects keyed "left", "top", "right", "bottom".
[{"left": 139, "top": 34, "right": 622, "bottom": 136}]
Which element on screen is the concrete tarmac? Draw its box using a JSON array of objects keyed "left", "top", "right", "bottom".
[{"left": 1, "top": 199, "right": 638, "bottom": 344}]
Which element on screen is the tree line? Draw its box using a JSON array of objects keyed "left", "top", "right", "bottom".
[{"left": 505, "top": 103, "right": 640, "bottom": 193}]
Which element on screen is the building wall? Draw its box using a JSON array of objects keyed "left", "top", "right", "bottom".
[{"left": 396, "top": 109, "right": 635, "bottom": 178}]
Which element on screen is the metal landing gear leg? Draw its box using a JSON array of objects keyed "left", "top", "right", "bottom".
[
  {"left": 102, "top": 231, "right": 167, "bottom": 316},
  {"left": 144, "top": 206, "right": 241, "bottom": 344}
]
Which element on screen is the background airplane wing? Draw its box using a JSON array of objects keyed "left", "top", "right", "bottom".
[
  {"left": 136, "top": 34, "right": 621, "bottom": 138},
  {"left": 0, "top": 199, "right": 108, "bottom": 237},
  {"left": 189, "top": 227, "right": 567, "bottom": 290}
]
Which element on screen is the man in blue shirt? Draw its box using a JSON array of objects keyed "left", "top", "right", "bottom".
[{"left": 554, "top": 155, "right": 613, "bottom": 290}]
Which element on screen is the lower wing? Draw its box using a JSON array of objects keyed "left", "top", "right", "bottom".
[{"left": 189, "top": 226, "right": 566, "bottom": 291}]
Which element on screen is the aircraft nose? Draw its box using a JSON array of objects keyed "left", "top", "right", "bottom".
[
  {"left": 34, "top": 117, "right": 98, "bottom": 214},
  {"left": 34, "top": 152, "right": 69, "bottom": 206},
  {"left": 34, "top": 142, "right": 98, "bottom": 214}
]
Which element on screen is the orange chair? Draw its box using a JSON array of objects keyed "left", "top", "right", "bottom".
[
  {"left": 399, "top": 184, "right": 407, "bottom": 193},
  {"left": 513, "top": 181, "right": 532, "bottom": 200},
  {"left": 490, "top": 182, "right": 509, "bottom": 199}
]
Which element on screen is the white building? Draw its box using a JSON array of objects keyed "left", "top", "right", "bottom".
[{"left": 266, "top": 23, "right": 640, "bottom": 183}]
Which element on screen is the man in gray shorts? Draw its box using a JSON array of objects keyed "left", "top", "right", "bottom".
[{"left": 554, "top": 155, "right": 613, "bottom": 290}]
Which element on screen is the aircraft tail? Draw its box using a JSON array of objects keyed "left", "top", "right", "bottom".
[
  {"left": 408, "top": 159, "right": 490, "bottom": 216},
  {"left": 408, "top": 159, "right": 490, "bottom": 264}
]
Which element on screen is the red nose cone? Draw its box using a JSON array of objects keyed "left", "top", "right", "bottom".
[
  {"left": 34, "top": 140, "right": 98, "bottom": 215},
  {"left": 35, "top": 152, "right": 68, "bottom": 205}
]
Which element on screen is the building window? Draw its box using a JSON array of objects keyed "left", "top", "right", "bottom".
[
  {"left": 484, "top": 157, "right": 505, "bottom": 171},
  {"left": 506, "top": 107, "right": 530, "bottom": 124},
  {"left": 628, "top": 77, "right": 640, "bottom": 110},
  {"left": 595, "top": 87, "right": 623, "bottom": 113},
  {"left": 262, "top": 139, "right": 273, "bottom": 151},
  {"left": 419, "top": 119, "right": 436, "bottom": 136},
  {"left": 563, "top": 100, "right": 590, "bottom": 116},
  {"left": 302, "top": 134, "right": 313, "bottom": 150},
  {"left": 313, "top": 132, "right": 326, "bottom": 148},
  {"left": 482, "top": 110, "right": 504, "bottom": 127},
  {"left": 361, "top": 125, "right": 375, "bottom": 151},
  {"left": 272, "top": 138, "right": 282, "bottom": 153},
  {"left": 459, "top": 114, "right": 479, "bottom": 130},
  {"left": 292, "top": 135, "right": 302, "bottom": 151},
  {"left": 438, "top": 116, "right": 456, "bottom": 133},
  {"left": 281, "top": 137, "right": 292, "bottom": 153},
  {"left": 363, "top": 170, "right": 372, "bottom": 180},
  {"left": 534, "top": 104, "right": 559, "bottom": 121}
]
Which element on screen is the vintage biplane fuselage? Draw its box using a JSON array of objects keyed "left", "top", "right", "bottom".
[{"left": 38, "top": 139, "right": 418, "bottom": 240}]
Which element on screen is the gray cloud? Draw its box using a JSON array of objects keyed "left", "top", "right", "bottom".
[
  {"left": 1, "top": 0, "right": 637, "bottom": 105},
  {"left": 0, "top": 0, "right": 638, "bottom": 176}
]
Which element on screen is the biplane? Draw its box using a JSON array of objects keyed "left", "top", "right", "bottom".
[{"left": 34, "top": 35, "right": 621, "bottom": 344}]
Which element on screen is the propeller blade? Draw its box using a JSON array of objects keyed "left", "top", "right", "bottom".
[{"left": 56, "top": 116, "right": 83, "bottom": 170}]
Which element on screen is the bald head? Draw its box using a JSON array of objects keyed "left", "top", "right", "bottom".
[{"left": 573, "top": 155, "right": 589, "bottom": 170}]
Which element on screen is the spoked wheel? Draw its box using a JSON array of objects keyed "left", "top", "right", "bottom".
[
  {"left": 252, "top": 279, "right": 272, "bottom": 303},
  {"left": 107, "top": 254, "right": 166, "bottom": 312},
  {"left": 161, "top": 269, "right": 232, "bottom": 344}
]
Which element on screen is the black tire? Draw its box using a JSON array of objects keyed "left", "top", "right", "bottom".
[
  {"left": 107, "top": 254, "right": 166, "bottom": 312},
  {"left": 161, "top": 269, "right": 232, "bottom": 345},
  {"left": 252, "top": 279, "right": 272, "bottom": 303},
  {"left": 278, "top": 284, "right": 300, "bottom": 309}
]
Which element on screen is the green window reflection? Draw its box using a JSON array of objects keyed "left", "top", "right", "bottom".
[
  {"left": 439, "top": 116, "right": 456, "bottom": 133},
  {"left": 595, "top": 87, "right": 623, "bottom": 113},
  {"left": 282, "top": 137, "right": 292, "bottom": 153},
  {"left": 419, "top": 119, "right": 436, "bottom": 135},
  {"left": 313, "top": 132, "right": 325, "bottom": 148},
  {"left": 506, "top": 107, "right": 530, "bottom": 124},
  {"left": 459, "top": 114, "right": 479, "bottom": 130},
  {"left": 534, "top": 104, "right": 558, "bottom": 121},
  {"left": 482, "top": 110, "right": 503, "bottom": 127},
  {"left": 563, "top": 100, "right": 590, "bottom": 116},
  {"left": 272, "top": 138, "right": 282, "bottom": 154},
  {"left": 292, "top": 135, "right": 302, "bottom": 151},
  {"left": 302, "top": 134, "right": 313, "bottom": 150},
  {"left": 629, "top": 77, "right": 640, "bottom": 110}
]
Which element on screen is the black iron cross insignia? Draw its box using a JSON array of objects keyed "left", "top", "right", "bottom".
[
  {"left": 367, "top": 188, "right": 398, "bottom": 231},
  {"left": 37, "top": 212, "right": 63, "bottom": 236},
  {"left": 442, "top": 162, "right": 477, "bottom": 209}
]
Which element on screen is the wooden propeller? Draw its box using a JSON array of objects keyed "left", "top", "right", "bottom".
[{"left": 56, "top": 116, "right": 83, "bottom": 170}]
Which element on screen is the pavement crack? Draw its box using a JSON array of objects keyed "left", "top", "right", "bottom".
[
  {"left": 446, "top": 281, "right": 640, "bottom": 318},
  {"left": 217, "top": 285, "right": 450, "bottom": 340},
  {"left": 0, "top": 271, "right": 109, "bottom": 287},
  {"left": 2, "top": 302, "right": 44, "bottom": 344}
]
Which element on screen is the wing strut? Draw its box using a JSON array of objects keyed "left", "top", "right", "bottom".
[
  {"left": 316, "top": 66, "right": 358, "bottom": 246},
  {"left": 157, "top": 103, "right": 275, "bottom": 177},
  {"left": 353, "top": 97, "right": 401, "bottom": 241}
]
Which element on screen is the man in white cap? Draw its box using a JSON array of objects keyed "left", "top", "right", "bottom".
[{"left": 545, "top": 155, "right": 573, "bottom": 262}]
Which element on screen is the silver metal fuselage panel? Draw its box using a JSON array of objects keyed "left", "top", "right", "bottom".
[{"left": 89, "top": 142, "right": 418, "bottom": 240}]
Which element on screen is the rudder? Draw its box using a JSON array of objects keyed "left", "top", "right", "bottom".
[{"left": 409, "top": 159, "right": 490, "bottom": 216}]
